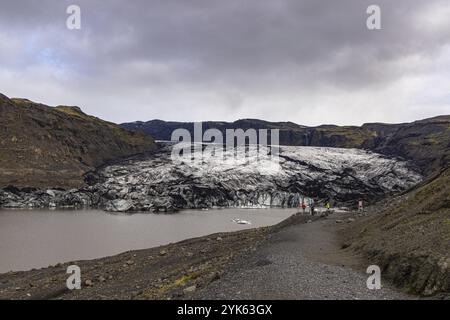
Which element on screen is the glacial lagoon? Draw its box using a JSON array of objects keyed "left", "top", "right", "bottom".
[{"left": 0, "top": 208, "right": 295, "bottom": 273}]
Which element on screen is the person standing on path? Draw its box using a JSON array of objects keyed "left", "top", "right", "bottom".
[
  {"left": 309, "top": 198, "right": 315, "bottom": 216},
  {"left": 358, "top": 199, "right": 364, "bottom": 212}
]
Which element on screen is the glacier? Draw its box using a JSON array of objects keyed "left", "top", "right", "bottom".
[{"left": 0, "top": 143, "right": 423, "bottom": 212}]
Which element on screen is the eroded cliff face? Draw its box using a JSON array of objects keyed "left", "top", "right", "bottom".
[{"left": 0, "top": 143, "right": 422, "bottom": 212}]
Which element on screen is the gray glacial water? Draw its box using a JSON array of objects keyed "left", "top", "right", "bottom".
[{"left": 0, "top": 208, "right": 295, "bottom": 273}]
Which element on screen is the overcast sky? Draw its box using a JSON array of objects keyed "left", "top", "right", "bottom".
[{"left": 1, "top": 0, "right": 449, "bottom": 125}]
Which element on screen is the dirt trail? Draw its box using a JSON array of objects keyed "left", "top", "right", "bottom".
[{"left": 192, "top": 212, "right": 412, "bottom": 300}]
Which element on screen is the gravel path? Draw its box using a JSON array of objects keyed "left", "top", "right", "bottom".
[{"left": 192, "top": 213, "right": 412, "bottom": 300}]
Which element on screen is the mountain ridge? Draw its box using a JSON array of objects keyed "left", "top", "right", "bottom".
[{"left": 121, "top": 115, "right": 450, "bottom": 176}]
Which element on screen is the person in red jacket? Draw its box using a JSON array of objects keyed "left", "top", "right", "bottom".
[{"left": 301, "top": 201, "right": 307, "bottom": 214}]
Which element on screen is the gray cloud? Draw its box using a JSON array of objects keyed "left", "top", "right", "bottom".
[{"left": 0, "top": 0, "right": 449, "bottom": 125}]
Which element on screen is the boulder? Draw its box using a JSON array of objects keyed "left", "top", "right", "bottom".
[{"left": 106, "top": 199, "right": 133, "bottom": 212}]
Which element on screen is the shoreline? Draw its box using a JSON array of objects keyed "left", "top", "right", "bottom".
[{"left": 0, "top": 213, "right": 314, "bottom": 300}]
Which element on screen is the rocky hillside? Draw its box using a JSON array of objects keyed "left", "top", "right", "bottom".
[
  {"left": 0, "top": 94, "right": 157, "bottom": 188},
  {"left": 366, "top": 116, "right": 450, "bottom": 176},
  {"left": 343, "top": 167, "right": 450, "bottom": 296},
  {"left": 121, "top": 116, "right": 450, "bottom": 176},
  {"left": 121, "top": 119, "right": 376, "bottom": 149},
  {"left": 0, "top": 143, "right": 422, "bottom": 212}
]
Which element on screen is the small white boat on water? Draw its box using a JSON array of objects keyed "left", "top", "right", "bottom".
[{"left": 231, "top": 218, "right": 252, "bottom": 225}]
